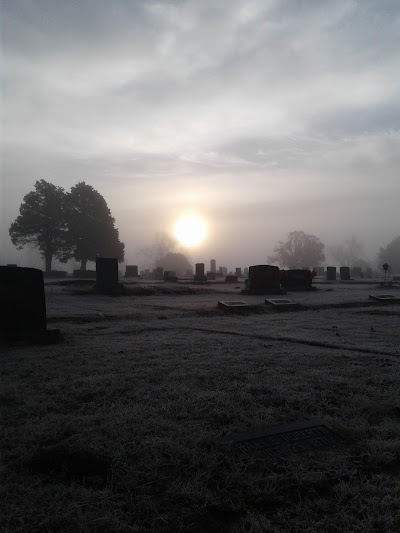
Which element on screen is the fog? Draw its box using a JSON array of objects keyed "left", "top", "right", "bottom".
[{"left": 2, "top": 1, "right": 400, "bottom": 271}]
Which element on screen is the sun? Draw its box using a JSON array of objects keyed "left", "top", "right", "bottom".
[{"left": 173, "top": 213, "right": 206, "bottom": 247}]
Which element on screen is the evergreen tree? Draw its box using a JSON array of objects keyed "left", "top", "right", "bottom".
[
  {"left": 9, "top": 180, "right": 71, "bottom": 272},
  {"left": 66, "top": 182, "right": 124, "bottom": 270}
]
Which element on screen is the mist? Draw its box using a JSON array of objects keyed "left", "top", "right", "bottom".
[{"left": 2, "top": 1, "right": 400, "bottom": 271}]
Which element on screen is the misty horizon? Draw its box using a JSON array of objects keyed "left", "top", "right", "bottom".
[{"left": 1, "top": 1, "right": 399, "bottom": 269}]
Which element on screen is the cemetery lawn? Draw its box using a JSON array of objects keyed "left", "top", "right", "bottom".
[{"left": 1, "top": 280, "right": 400, "bottom": 532}]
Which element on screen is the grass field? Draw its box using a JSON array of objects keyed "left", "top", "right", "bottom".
[{"left": 1, "top": 280, "right": 400, "bottom": 532}]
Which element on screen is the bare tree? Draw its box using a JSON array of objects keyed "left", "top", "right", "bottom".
[{"left": 329, "top": 237, "right": 364, "bottom": 267}]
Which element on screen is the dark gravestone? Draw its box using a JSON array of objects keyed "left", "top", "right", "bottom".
[
  {"left": 210, "top": 259, "right": 216, "bottom": 273},
  {"left": 194, "top": 263, "right": 207, "bottom": 282},
  {"left": 326, "top": 266, "right": 337, "bottom": 280},
  {"left": 96, "top": 258, "right": 118, "bottom": 292},
  {"left": 164, "top": 271, "right": 178, "bottom": 282},
  {"left": 280, "top": 269, "right": 313, "bottom": 290},
  {"left": 225, "top": 275, "right": 238, "bottom": 283},
  {"left": 245, "top": 265, "right": 282, "bottom": 294},
  {"left": 125, "top": 265, "right": 139, "bottom": 277},
  {"left": 0, "top": 266, "right": 59, "bottom": 343},
  {"left": 314, "top": 266, "right": 325, "bottom": 276},
  {"left": 154, "top": 267, "right": 164, "bottom": 280},
  {"left": 340, "top": 267, "right": 351, "bottom": 280},
  {"left": 352, "top": 266, "right": 363, "bottom": 278},
  {"left": 222, "top": 419, "right": 342, "bottom": 460},
  {"left": 235, "top": 268, "right": 242, "bottom": 278},
  {"left": 206, "top": 272, "right": 216, "bottom": 280}
]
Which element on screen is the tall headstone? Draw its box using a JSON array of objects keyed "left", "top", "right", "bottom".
[
  {"left": 210, "top": 259, "right": 216, "bottom": 273},
  {"left": 96, "top": 258, "right": 118, "bottom": 292},
  {"left": 246, "top": 265, "right": 281, "bottom": 293},
  {"left": 0, "top": 266, "right": 59, "bottom": 342},
  {"left": 244, "top": 267, "right": 249, "bottom": 277},
  {"left": 235, "top": 268, "right": 242, "bottom": 278},
  {"left": 340, "top": 266, "right": 351, "bottom": 280},
  {"left": 326, "top": 266, "right": 336, "bottom": 280},
  {"left": 125, "top": 265, "right": 139, "bottom": 277},
  {"left": 194, "top": 263, "right": 207, "bottom": 282},
  {"left": 154, "top": 267, "right": 164, "bottom": 280},
  {"left": 0, "top": 266, "right": 46, "bottom": 336}
]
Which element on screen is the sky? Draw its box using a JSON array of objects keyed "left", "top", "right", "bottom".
[{"left": 1, "top": 0, "right": 400, "bottom": 270}]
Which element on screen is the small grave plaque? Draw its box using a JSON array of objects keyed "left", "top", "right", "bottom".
[
  {"left": 218, "top": 300, "right": 249, "bottom": 309},
  {"left": 369, "top": 294, "right": 400, "bottom": 303},
  {"left": 265, "top": 298, "right": 299, "bottom": 308},
  {"left": 222, "top": 419, "right": 342, "bottom": 459}
]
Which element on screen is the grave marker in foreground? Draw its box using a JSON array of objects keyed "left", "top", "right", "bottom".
[
  {"left": 0, "top": 266, "right": 60, "bottom": 343},
  {"left": 369, "top": 294, "right": 400, "bottom": 303},
  {"left": 218, "top": 300, "right": 249, "bottom": 309},
  {"left": 265, "top": 298, "right": 300, "bottom": 309},
  {"left": 222, "top": 419, "right": 342, "bottom": 459}
]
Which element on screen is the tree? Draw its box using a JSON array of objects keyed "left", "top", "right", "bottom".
[
  {"left": 268, "top": 230, "right": 325, "bottom": 268},
  {"left": 9, "top": 180, "right": 71, "bottom": 272},
  {"left": 156, "top": 252, "right": 192, "bottom": 276},
  {"left": 329, "top": 236, "right": 364, "bottom": 267},
  {"left": 378, "top": 236, "right": 400, "bottom": 272},
  {"left": 140, "top": 231, "right": 182, "bottom": 267},
  {"left": 66, "top": 182, "right": 124, "bottom": 270}
]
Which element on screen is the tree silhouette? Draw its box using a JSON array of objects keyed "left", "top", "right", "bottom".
[
  {"left": 329, "top": 237, "right": 364, "bottom": 267},
  {"left": 9, "top": 180, "right": 71, "bottom": 272},
  {"left": 268, "top": 230, "right": 325, "bottom": 268},
  {"left": 378, "top": 236, "right": 400, "bottom": 272},
  {"left": 66, "top": 182, "right": 124, "bottom": 270}
]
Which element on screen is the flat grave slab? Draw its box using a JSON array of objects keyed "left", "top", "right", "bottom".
[
  {"left": 221, "top": 419, "right": 343, "bottom": 460},
  {"left": 218, "top": 300, "right": 249, "bottom": 309},
  {"left": 265, "top": 298, "right": 300, "bottom": 308},
  {"left": 369, "top": 294, "right": 400, "bottom": 303}
]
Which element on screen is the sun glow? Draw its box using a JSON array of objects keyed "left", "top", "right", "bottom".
[{"left": 173, "top": 213, "right": 206, "bottom": 247}]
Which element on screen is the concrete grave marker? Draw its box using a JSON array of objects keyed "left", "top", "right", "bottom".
[
  {"left": 222, "top": 419, "right": 342, "bottom": 460},
  {"left": 369, "top": 294, "right": 400, "bottom": 303},
  {"left": 265, "top": 298, "right": 300, "bottom": 309},
  {"left": 218, "top": 300, "right": 249, "bottom": 309},
  {"left": 96, "top": 258, "right": 118, "bottom": 292},
  {"left": 194, "top": 263, "right": 207, "bottom": 282},
  {"left": 0, "top": 266, "right": 60, "bottom": 343},
  {"left": 280, "top": 269, "right": 314, "bottom": 290}
]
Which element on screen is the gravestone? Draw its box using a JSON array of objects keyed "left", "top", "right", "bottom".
[
  {"left": 218, "top": 300, "right": 249, "bottom": 309},
  {"left": 125, "top": 265, "right": 139, "bottom": 277},
  {"left": 314, "top": 266, "right": 325, "bottom": 276},
  {"left": 244, "top": 267, "right": 249, "bottom": 277},
  {"left": 280, "top": 269, "right": 313, "bottom": 290},
  {"left": 96, "top": 258, "right": 118, "bottom": 292},
  {"left": 164, "top": 271, "right": 178, "bottom": 282},
  {"left": 235, "top": 268, "right": 242, "bottom": 278},
  {"left": 351, "top": 266, "right": 363, "bottom": 278},
  {"left": 154, "top": 267, "right": 164, "bottom": 280},
  {"left": 225, "top": 275, "right": 238, "bottom": 283},
  {"left": 206, "top": 272, "right": 216, "bottom": 280},
  {"left": 369, "top": 294, "right": 400, "bottom": 303},
  {"left": 340, "top": 266, "right": 351, "bottom": 280},
  {"left": 210, "top": 259, "right": 216, "bottom": 273},
  {"left": 265, "top": 298, "right": 300, "bottom": 309},
  {"left": 221, "top": 419, "right": 342, "bottom": 459},
  {"left": 0, "top": 266, "right": 59, "bottom": 343},
  {"left": 244, "top": 265, "right": 282, "bottom": 294},
  {"left": 326, "top": 266, "right": 336, "bottom": 280},
  {"left": 194, "top": 263, "right": 207, "bottom": 282}
]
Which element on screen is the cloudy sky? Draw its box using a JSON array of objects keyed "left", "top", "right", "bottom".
[{"left": 1, "top": 0, "right": 400, "bottom": 269}]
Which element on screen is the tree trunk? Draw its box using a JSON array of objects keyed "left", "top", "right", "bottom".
[
  {"left": 45, "top": 254, "right": 52, "bottom": 273},
  {"left": 80, "top": 259, "right": 87, "bottom": 271}
]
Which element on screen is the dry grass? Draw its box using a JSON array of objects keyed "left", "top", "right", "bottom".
[{"left": 1, "top": 282, "right": 400, "bottom": 532}]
